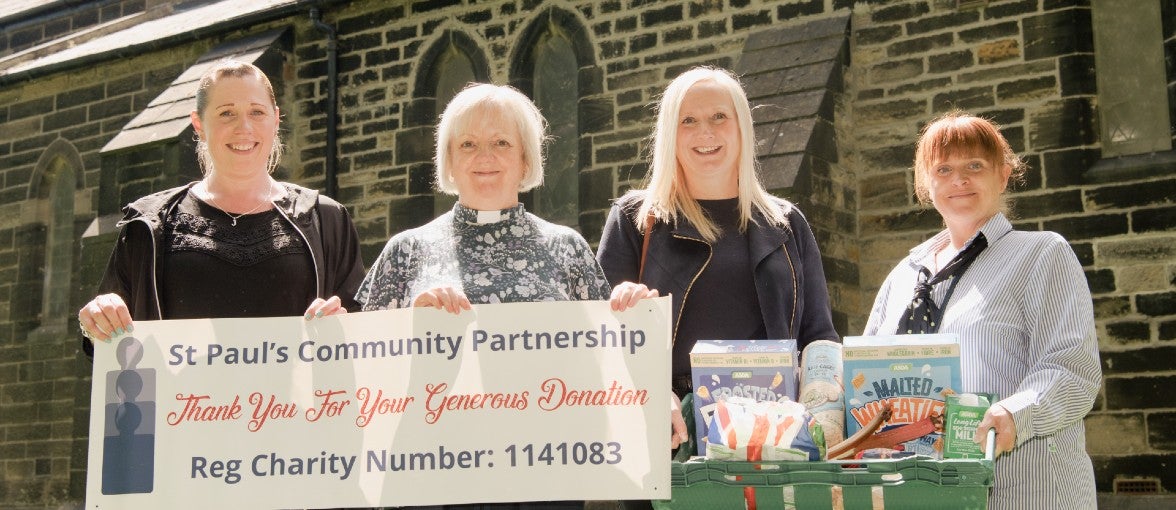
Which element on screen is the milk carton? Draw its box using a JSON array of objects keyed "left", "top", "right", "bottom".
[
  {"left": 689, "top": 340, "right": 799, "bottom": 456},
  {"left": 944, "top": 393, "right": 997, "bottom": 459},
  {"left": 842, "top": 334, "right": 960, "bottom": 458}
]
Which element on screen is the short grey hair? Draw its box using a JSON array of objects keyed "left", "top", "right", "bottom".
[{"left": 434, "top": 83, "right": 548, "bottom": 194}]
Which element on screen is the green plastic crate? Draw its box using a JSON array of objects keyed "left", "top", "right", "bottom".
[{"left": 652, "top": 455, "right": 994, "bottom": 510}]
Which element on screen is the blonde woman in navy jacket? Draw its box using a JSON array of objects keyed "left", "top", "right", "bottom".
[{"left": 596, "top": 67, "right": 839, "bottom": 464}]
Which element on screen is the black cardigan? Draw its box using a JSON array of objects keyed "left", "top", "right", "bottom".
[
  {"left": 82, "top": 182, "right": 366, "bottom": 357},
  {"left": 596, "top": 193, "right": 840, "bottom": 354}
]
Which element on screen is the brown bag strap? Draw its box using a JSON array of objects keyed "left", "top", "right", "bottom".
[{"left": 638, "top": 211, "right": 655, "bottom": 282}]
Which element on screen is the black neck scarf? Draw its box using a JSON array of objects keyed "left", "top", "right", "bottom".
[{"left": 896, "top": 232, "right": 988, "bottom": 335}]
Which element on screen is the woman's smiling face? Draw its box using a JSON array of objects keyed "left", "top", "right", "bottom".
[
  {"left": 192, "top": 74, "right": 279, "bottom": 177},
  {"left": 447, "top": 105, "right": 526, "bottom": 210},
  {"left": 675, "top": 79, "right": 741, "bottom": 199},
  {"left": 926, "top": 152, "right": 1011, "bottom": 233}
]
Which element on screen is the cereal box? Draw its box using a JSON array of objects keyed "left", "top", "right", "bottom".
[
  {"left": 842, "top": 334, "right": 960, "bottom": 458},
  {"left": 689, "top": 339, "right": 798, "bottom": 455}
]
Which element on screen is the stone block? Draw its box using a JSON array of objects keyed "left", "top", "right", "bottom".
[
  {"left": 337, "top": 54, "right": 363, "bottom": 75},
  {"left": 958, "top": 60, "right": 1054, "bottom": 84},
  {"left": 1085, "top": 413, "right": 1148, "bottom": 455},
  {"left": 1086, "top": 271, "right": 1118, "bottom": 297},
  {"left": 344, "top": 33, "right": 382, "bottom": 55},
  {"left": 1028, "top": 98, "right": 1097, "bottom": 151},
  {"left": 871, "top": 2, "right": 930, "bottom": 23},
  {"left": 997, "top": 76, "right": 1057, "bottom": 102},
  {"left": 9, "top": 97, "right": 54, "bottom": 121},
  {"left": 1104, "top": 374, "right": 1176, "bottom": 410},
  {"left": 592, "top": 20, "right": 611, "bottom": 37},
  {"left": 579, "top": 166, "right": 614, "bottom": 212},
  {"left": 1044, "top": 213, "right": 1128, "bottom": 241},
  {"left": 959, "top": 21, "right": 1019, "bottom": 43},
  {"left": 777, "top": 0, "right": 824, "bottom": 20},
  {"left": 906, "top": 10, "right": 981, "bottom": 36},
  {"left": 860, "top": 209, "right": 942, "bottom": 235},
  {"left": 615, "top": 15, "right": 637, "bottom": 32},
  {"left": 641, "top": 4, "right": 683, "bottom": 28},
  {"left": 394, "top": 127, "right": 433, "bottom": 165},
  {"left": 458, "top": 8, "right": 491, "bottom": 24},
  {"left": 365, "top": 47, "right": 401, "bottom": 67},
  {"left": 1101, "top": 345, "right": 1176, "bottom": 376},
  {"left": 1011, "top": 189, "right": 1083, "bottom": 219},
  {"left": 985, "top": 0, "right": 1039, "bottom": 20},
  {"left": 1023, "top": 8, "right": 1093, "bottom": 61},
  {"left": 857, "top": 24, "right": 901, "bottom": 46},
  {"left": 645, "top": 43, "right": 718, "bottom": 65},
  {"left": 410, "top": 0, "right": 461, "bottom": 14},
  {"left": 978, "top": 39, "right": 1020, "bottom": 64},
  {"left": 733, "top": 10, "right": 772, "bottom": 31},
  {"left": 629, "top": 33, "right": 657, "bottom": 53},
  {"left": 1114, "top": 266, "right": 1169, "bottom": 294},
  {"left": 1086, "top": 179, "right": 1176, "bottom": 211},
  {"left": 1146, "top": 413, "right": 1176, "bottom": 450},
  {"left": 14, "top": 133, "right": 59, "bottom": 154},
  {"left": 600, "top": 40, "right": 626, "bottom": 59},
  {"left": 1137, "top": 291, "right": 1176, "bottom": 317},
  {"left": 932, "top": 85, "right": 994, "bottom": 111},
  {"left": 594, "top": 142, "right": 637, "bottom": 165},
  {"left": 1134, "top": 206, "right": 1176, "bottom": 234},
  {"left": 607, "top": 69, "right": 659, "bottom": 92},
  {"left": 699, "top": 20, "right": 727, "bottom": 38},
  {"left": 687, "top": 0, "right": 722, "bottom": 18},
  {"left": 55, "top": 85, "right": 105, "bottom": 110},
  {"left": 1098, "top": 237, "right": 1176, "bottom": 265},
  {"left": 928, "top": 50, "right": 972, "bottom": 73},
  {"left": 339, "top": 5, "right": 405, "bottom": 33},
  {"left": 1059, "top": 54, "right": 1097, "bottom": 96},
  {"left": 869, "top": 59, "right": 923, "bottom": 83},
  {"left": 888, "top": 77, "right": 952, "bottom": 96},
  {"left": 823, "top": 256, "right": 859, "bottom": 286},
  {"left": 1104, "top": 321, "right": 1152, "bottom": 346},
  {"left": 860, "top": 171, "right": 910, "bottom": 210},
  {"left": 856, "top": 98, "right": 927, "bottom": 126},
  {"left": 1042, "top": 148, "right": 1099, "bottom": 188},
  {"left": 888, "top": 32, "right": 953, "bottom": 57},
  {"left": 352, "top": 149, "right": 395, "bottom": 172},
  {"left": 664, "top": 25, "right": 693, "bottom": 44},
  {"left": 1161, "top": 320, "right": 1176, "bottom": 341}
]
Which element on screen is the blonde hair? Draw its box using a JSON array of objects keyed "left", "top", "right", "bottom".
[
  {"left": 914, "top": 111, "right": 1026, "bottom": 211},
  {"left": 193, "top": 60, "right": 283, "bottom": 175},
  {"left": 434, "top": 83, "right": 548, "bottom": 194},
  {"left": 633, "top": 66, "right": 788, "bottom": 242}
]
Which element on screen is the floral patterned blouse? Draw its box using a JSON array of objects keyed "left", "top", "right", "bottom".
[{"left": 357, "top": 203, "right": 611, "bottom": 310}]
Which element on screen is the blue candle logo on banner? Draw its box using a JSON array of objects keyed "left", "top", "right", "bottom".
[{"left": 102, "top": 336, "right": 156, "bottom": 494}]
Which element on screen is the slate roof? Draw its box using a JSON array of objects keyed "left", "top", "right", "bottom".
[
  {"left": 0, "top": 0, "right": 327, "bottom": 83},
  {"left": 0, "top": 0, "right": 69, "bottom": 24},
  {"left": 101, "top": 28, "right": 287, "bottom": 153},
  {"left": 737, "top": 14, "right": 851, "bottom": 190}
]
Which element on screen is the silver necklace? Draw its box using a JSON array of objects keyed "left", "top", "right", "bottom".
[{"left": 204, "top": 182, "right": 275, "bottom": 226}]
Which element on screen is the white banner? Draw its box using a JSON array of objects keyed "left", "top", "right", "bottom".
[{"left": 86, "top": 297, "right": 672, "bottom": 509}]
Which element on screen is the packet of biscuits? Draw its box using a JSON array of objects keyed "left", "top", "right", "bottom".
[{"left": 704, "top": 396, "right": 824, "bottom": 461}]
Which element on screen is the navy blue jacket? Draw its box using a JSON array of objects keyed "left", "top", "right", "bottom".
[{"left": 596, "top": 193, "right": 839, "bottom": 353}]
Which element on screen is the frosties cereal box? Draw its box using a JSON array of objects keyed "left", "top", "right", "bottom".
[
  {"left": 689, "top": 339, "right": 798, "bottom": 455},
  {"left": 842, "top": 334, "right": 960, "bottom": 459}
]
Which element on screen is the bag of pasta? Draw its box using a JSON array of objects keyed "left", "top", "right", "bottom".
[{"left": 704, "top": 396, "right": 824, "bottom": 461}]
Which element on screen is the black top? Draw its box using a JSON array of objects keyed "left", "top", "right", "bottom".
[
  {"left": 159, "top": 194, "right": 315, "bottom": 319},
  {"left": 673, "top": 198, "right": 767, "bottom": 377}
]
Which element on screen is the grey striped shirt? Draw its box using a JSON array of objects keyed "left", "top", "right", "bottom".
[{"left": 865, "top": 213, "right": 1100, "bottom": 509}]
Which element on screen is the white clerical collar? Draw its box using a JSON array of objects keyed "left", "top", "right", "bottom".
[{"left": 475, "top": 209, "right": 503, "bottom": 224}]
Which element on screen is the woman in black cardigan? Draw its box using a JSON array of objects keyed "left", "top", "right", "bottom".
[{"left": 596, "top": 67, "right": 840, "bottom": 483}]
